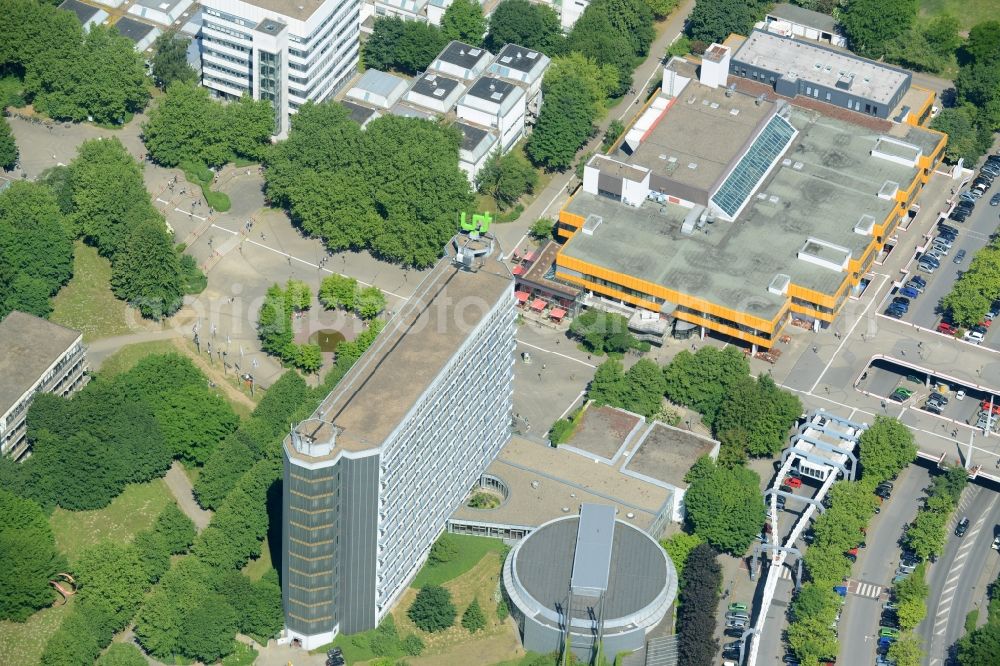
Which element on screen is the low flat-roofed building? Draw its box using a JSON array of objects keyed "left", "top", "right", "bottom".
[
  {"left": 388, "top": 101, "right": 436, "bottom": 119},
  {"left": 0, "top": 312, "right": 88, "bottom": 460},
  {"left": 402, "top": 72, "right": 465, "bottom": 115},
  {"left": 113, "top": 16, "right": 161, "bottom": 51},
  {"left": 448, "top": 436, "right": 673, "bottom": 539},
  {"left": 346, "top": 69, "right": 409, "bottom": 110},
  {"left": 59, "top": 0, "right": 110, "bottom": 30},
  {"left": 487, "top": 43, "right": 550, "bottom": 117},
  {"left": 340, "top": 99, "right": 381, "bottom": 128},
  {"left": 514, "top": 239, "right": 583, "bottom": 311},
  {"left": 556, "top": 91, "right": 946, "bottom": 348},
  {"left": 454, "top": 120, "right": 498, "bottom": 183},
  {"left": 128, "top": 0, "right": 194, "bottom": 26},
  {"left": 428, "top": 40, "right": 492, "bottom": 82},
  {"left": 731, "top": 29, "right": 910, "bottom": 120},
  {"left": 762, "top": 3, "right": 847, "bottom": 47},
  {"left": 456, "top": 75, "right": 526, "bottom": 152}
]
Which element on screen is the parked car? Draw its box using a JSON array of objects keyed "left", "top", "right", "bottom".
[
  {"left": 992, "top": 535, "right": 1000, "bottom": 550},
  {"left": 956, "top": 517, "right": 970, "bottom": 537},
  {"left": 899, "top": 287, "right": 920, "bottom": 299},
  {"left": 935, "top": 234, "right": 954, "bottom": 247},
  {"left": 930, "top": 392, "right": 949, "bottom": 405},
  {"left": 728, "top": 603, "right": 749, "bottom": 613},
  {"left": 727, "top": 612, "right": 750, "bottom": 622},
  {"left": 724, "top": 627, "right": 745, "bottom": 638},
  {"left": 909, "top": 274, "right": 927, "bottom": 288},
  {"left": 892, "top": 296, "right": 911, "bottom": 307},
  {"left": 889, "top": 387, "right": 914, "bottom": 402},
  {"left": 905, "top": 280, "right": 924, "bottom": 293},
  {"left": 726, "top": 618, "right": 748, "bottom": 629},
  {"left": 785, "top": 476, "right": 802, "bottom": 489},
  {"left": 937, "top": 222, "right": 958, "bottom": 235},
  {"left": 954, "top": 249, "right": 967, "bottom": 264},
  {"left": 885, "top": 306, "right": 904, "bottom": 319},
  {"left": 991, "top": 193, "right": 1000, "bottom": 206},
  {"left": 967, "top": 328, "right": 986, "bottom": 344},
  {"left": 937, "top": 322, "right": 957, "bottom": 335},
  {"left": 924, "top": 401, "right": 943, "bottom": 415}
]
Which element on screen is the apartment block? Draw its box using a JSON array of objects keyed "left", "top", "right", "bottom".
[
  {"left": 198, "top": 0, "right": 361, "bottom": 137},
  {"left": 456, "top": 76, "right": 526, "bottom": 153},
  {"left": 0, "top": 312, "right": 88, "bottom": 460},
  {"left": 281, "top": 234, "right": 514, "bottom": 649}
]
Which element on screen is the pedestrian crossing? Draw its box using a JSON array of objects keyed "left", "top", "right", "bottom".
[{"left": 777, "top": 568, "right": 883, "bottom": 598}]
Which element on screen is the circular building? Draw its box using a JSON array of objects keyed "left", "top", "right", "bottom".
[{"left": 503, "top": 504, "right": 677, "bottom": 661}]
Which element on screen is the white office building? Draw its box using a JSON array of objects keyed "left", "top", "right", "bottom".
[
  {"left": 456, "top": 75, "right": 526, "bottom": 153},
  {"left": 403, "top": 72, "right": 466, "bottom": 115},
  {"left": 281, "top": 234, "right": 515, "bottom": 649},
  {"left": 198, "top": 0, "right": 361, "bottom": 137},
  {"left": 487, "top": 43, "right": 550, "bottom": 120}
]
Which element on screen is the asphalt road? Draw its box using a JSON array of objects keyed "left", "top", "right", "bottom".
[
  {"left": 893, "top": 178, "right": 1000, "bottom": 351},
  {"left": 839, "top": 465, "right": 930, "bottom": 666},
  {"left": 921, "top": 485, "right": 1000, "bottom": 665}
]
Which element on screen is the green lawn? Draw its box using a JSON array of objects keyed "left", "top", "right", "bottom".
[
  {"left": 920, "top": 0, "right": 996, "bottom": 31},
  {"left": 97, "top": 339, "right": 179, "bottom": 378},
  {"left": 50, "top": 242, "right": 133, "bottom": 342},
  {"left": 241, "top": 537, "right": 273, "bottom": 581},
  {"left": 411, "top": 534, "right": 507, "bottom": 588},
  {"left": 49, "top": 478, "right": 174, "bottom": 563},
  {"left": 0, "top": 598, "right": 72, "bottom": 666}
]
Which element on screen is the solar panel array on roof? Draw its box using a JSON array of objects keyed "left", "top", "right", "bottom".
[
  {"left": 570, "top": 503, "right": 616, "bottom": 596},
  {"left": 711, "top": 114, "right": 796, "bottom": 218}
]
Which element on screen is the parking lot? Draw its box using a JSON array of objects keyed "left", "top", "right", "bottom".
[{"left": 884, "top": 163, "right": 1000, "bottom": 352}]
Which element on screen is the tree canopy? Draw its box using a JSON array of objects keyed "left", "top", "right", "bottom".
[
  {"left": 486, "top": 0, "right": 564, "bottom": 55},
  {"left": 840, "top": 0, "right": 918, "bottom": 59},
  {"left": 858, "top": 416, "right": 916, "bottom": 485},
  {"left": 686, "top": 0, "right": 769, "bottom": 45},
  {"left": 408, "top": 585, "right": 456, "bottom": 632},
  {"left": 266, "top": 104, "right": 473, "bottom": 267},
  {"left": 110, "top": 218, "right": 184, "bottom": 319},
  {"left": 931, "top": 105, "right": 994, "bottom": 165},
  {"left": 675, "top": 543, "right": 721, "bottom": 665},
  {"left": 940, "top": 235, "right": 1000, "bottom": 327},
  {"left": 151, "top": 30, "right": 197, "bottom": 90},
  {"left": 442, "top": 0, "right": 486, "bottom": 46},
  {"left": 475, "top": 150, "right": 538, "bottom": 210},
  {"left": 0, "top": 489, "right": 67, "bottom": 621},
  {"left": 568, "top": 309, "right": 644, "bottom": 354},
  {"left": 565, "top": 0, "right": 654, "bottom": 96},
  {"left": 684, "top": 456, "right": 766, "bottom": 555},
  {"left": 0, "top": 116, "right": 17, "bottom": 170},
  {"left": 526, "top": 71, "right": 597, "bottom": 170},
  {"left": 662, "top": 346, "right": 750, "bottom": 425},
  {"left": 364, "top": 17, "right": 448, "bottom": 75},
  {"left": 713, "top": 374, "right": 801, "bottom": 457}
]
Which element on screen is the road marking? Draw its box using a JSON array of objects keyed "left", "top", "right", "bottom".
[
  {"left": 942, "top": 583, "right": 958, "bottom": 595},
  {"left": 156, "top": 197, "right": 171, "bottom": 204},
  {"left": 517, "top": 340, "right": 597, "bottom": 368},
  {"left": 174, "top": 207, "right": 207, "bottom": 221},
  {"left": 935, "top": 627, "right": 948, "bottom": 635},
  {"left": 211, "top": 224, "right": 236, "bottom": 235}
]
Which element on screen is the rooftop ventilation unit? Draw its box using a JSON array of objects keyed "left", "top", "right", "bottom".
[
  {"left": 793, "top": 161, "right": 804, "bottom": 170},
  {"left": 427, "top": 74, "right": 437, "bottom": 81},
  {"left": 730, "top": 108, "right": 740, "bottom": 116},
  {"left": 491, "top": 92, "right": 503, "bottom": 101},
  {"left": 469, "top": 48, "right": 481, "bottom": 56},
  {"left": 582, "top": 214, "right": 603, "bottom": 236},
  {"left": 782, "top": 158, "right": 792, "bottom": 166},
  {"left": 710, "top": 102, "right": 720, "bottom": 109},
  {"left": 500, "top": 56, "right": 512, "bottom": 64},
  {"left": 433, "top": 88, "right": 446, "bottom": 97},
  {"left": 527, "top": 52, "right": 538, "bottom": 60},
  {"left": 756, "top": 192, "right": 768, "bottom": 200},
  {"left": 687, "top": 162, "right": 698, "bottom": 169},
  {"left": 768, "top": 195, "right": 780, "bottom": 204},
  {"left": 725, "top": 82, "right": 736, "bottom": 97}
]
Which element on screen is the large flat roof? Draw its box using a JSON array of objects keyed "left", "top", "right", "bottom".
[
  {"left": 449, "top": 437, "right": 671, "bottom": 531},
  {"left": 625, "top": 82, "right": 776, "bottom": 198},
  {"left": 286, "top": 237, "right": 511, "bottom": 460},
  {"left": 436, "top": 40, "right": 489, "bottom": 70},
  {"left": 563, "top": 404, "right": 642, "bottom": 461},
  {"left": 571, "top": 504, "right": 616, "bottom": 594},
  {"left": 733, "top": 30, "right": 909, "bottom": 105},
  {"left": 766, "top": 3, "right": 839, "bottom": 34},
  {"left": 623, "top": 423, "right": 719, "bottom": 489},
  {"left": 562, "top": 104, "right": 929, "bottom": 320},
  {"left": 207, "top": 0, "right": 329, "bottom": 21},
  {"left": 0, "top": 312, "right": 82, "bottom": 417},
  {"left": 113, "top": 16, "right": 157, "bottom": 42}
]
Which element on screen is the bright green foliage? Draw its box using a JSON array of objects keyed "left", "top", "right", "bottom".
[
  {"left": 266, "top": 104, "right": 472, "bottom": 267},
  {"left": 662, "top": 346, "right": 750, "bottom": 425},
  {"left": 429, "top": 534, "right": 459, "bottom": 565},
  {"left": 37, "top": 165, "right": 74, "bottom": 215},
  {"left": 884, "top": 15, "right": 961, "bottom": 74},
  {"left": 603, "top": 119, "right": 625, "bottom": 151},
  {"left": 958, "top": 617, "right": 1000, "bottom": 664},
  {"left": 0, "top": 181, "right": 73, "bottom": 319},
  {"left": 923, "top": 15, "right": 963, "bottom": 57},
  {"left": 135, "top": 558, "right": 213, "bottom": 658},
  {"left": 529, "top": 218, "right": 555, "bottom": 240},
  {"left": 475, "top": 150, "right": 538, "bottom": 210},
  {"left": 644, "top": 0, "right": 678, "bottom": 19},
  {"left": 660, "top": 531, "right": 703, "bottom": 579},
  {"left": 294, "top": 344, "right": 323, "bottom": 373},
  {"left": 684, "top": 457, "right": 766, "bottom": 555},
  {"left": 586, "top": 360, "right": 628, "bottom": 407},
  {"left": 904, "top": 467, "right": 966, "bottom": 560},
  {"left": 486, "top": 0, "right": 564, "bottom": 54},
  {"left": 76, "top": 542, "right": 149, "bottom": 629},
  {"left": 931, "top": 105, "right": 994, "bottom": 165},
  {"left": 356, "top": 286, "right": 387, "bottom": 320},
  {"left": 622, "top": 359, "right": 668, "bottom": 418},
  {"left": 941, "top": 236, "right": 1000, "bottom": 326},
  {"left": 569, "top": 309, "right": 643, "bottom": 354},
  {"left": 442, "top": 0, "right": 486, "bottom": 46},
  {"left": 858, "top": 416, "right": 916, "bottom": 485},
  {"left": 840, "top": 0, "right": 917, "bottom": 59},
  {"left": 1, "top": 4, "right": 150, "bottom": 125},
  {"left": 319, "top": 274, "right": 359, "bottom": 311},
  {"left": 527, "top": 72, "right": 596, "bottom": 170},
  {"left": 893, "top": 563, "right": 928, "bottom": 630},
  {"left": 143, "top": 82, "right": 274, "bottom": 167},
  {"left": 95, "top": 643, "right": 147, "bottom": 666},
  {"left": 713, "top": 374, "right": 801, "bottom": 457},
  {"left": 0, "top": 116, "right": 16, "bottom": 170},
  {"left": 786, "top": 615, "right": 839, "bottom": 665},
  {"left": 546, "top": 53, "right": 619, "bottom": 118},
  {"left": 151, "top": 384, "right": 239, "bottom": 463},
  {"left": 364, "top": 17, "right": 448, "bottom": 75},
  {"left": 402, "top": 634, "right": 425, "bottom": 655},
  {"left": 791, "top": 583, "right": 840, "bottom": 624},
  {"left": 0, "top": 489, "right": 67, "bottom": 621},
  {"left": 686, "top": 0, "right": 769, "bottom": 44},
  {"left": 461, "top": 597, "right": 487, "bottom": 632},
  {"left": 548, "top": 417, "right": 577, "bottom": 444},
  {"left": 565, "top": 0, "right": 654, "bottom": 96},
  {"left": 110, "top": 218, "right": 184, "bottom": 319},
  {"left": 286, "top": 279, "right": 312, "bottom": 311},
  {"left": 151, "top": 30, "right": 197, "bottom": 90},
  {"left": 179, "top": 592, "right": 239, "bottom": 663},
  {"left": 258, "top": 281, "right": 320, "bottom": 371},
  {"left": 408, "top": 585, "right": 457, "bottom": 632},
  {"left": 887, "top": 635, "right": 923, "bottom": 666}
]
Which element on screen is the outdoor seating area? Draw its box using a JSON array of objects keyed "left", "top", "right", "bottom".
[{"left": 512, "top": 241, "right": 581, "bottom": 324}]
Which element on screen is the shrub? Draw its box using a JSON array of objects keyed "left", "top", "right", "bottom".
[
  {"left": 461, "top": 597, "right": 487, "bottom": 633},
  {"left": 401, "top": 634, "right": 424, "bottom": 656},
  {"left": 548, "top": 418, "right": 576, "bottom": 445},
  {"left": 408, "top": 585, "right": 456, "bottom": 633}
]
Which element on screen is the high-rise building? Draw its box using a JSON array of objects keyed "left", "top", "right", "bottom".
[
  {"left": 281, "top": 233, "right": 515, "bottom": 649},
  {"left": 0, "top": 312, "right": 88, "bottom": 460},
  {"left": 198, "top": 0, "right": 361, "bottom": 137}
]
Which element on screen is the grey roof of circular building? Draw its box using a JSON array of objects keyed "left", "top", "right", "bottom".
[{"left": 513, "top": 517, "right": 668, "bottom": 621}]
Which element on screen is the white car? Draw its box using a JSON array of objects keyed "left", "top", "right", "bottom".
[
  {"left": 956, "top": 390, "right": 966, "bottom": 401},
  {"left": 967, "top": 329, "right": 985, "bottom": 344},
  {"left": 993, "top": 535, "right": 1000, "bottom": 550}
]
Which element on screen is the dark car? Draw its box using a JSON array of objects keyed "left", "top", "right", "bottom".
[
  {"left": 956, "top": 517, "right": 970, "bottom": 537},
  {"left": 954, "top": 249, "right": 967, "bottom": 264},
  {"left": 991, "top": 193, "right": 1000, "bottom": 206},
  {"left": 930, "top": 392, "right": 949, "bottom": 405},
  {"left": 908, "top": 274, "right": 927, "bottom": 288},
  {"left": 924, "top": 401, "right": 943, "bottom": 415},
  {"left": 885, "top": 306, "right": 904, "bottom": 319},
  {"left": 725, "top": 627, "right": 746, "bottom": 637},
  {"left": 892, "top": 296, "right": 910, "bottom": 306},
  {"left": 875, "top": 486, "right": 891, "bottom": 499}
]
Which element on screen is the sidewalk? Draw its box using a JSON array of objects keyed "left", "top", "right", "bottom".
[{"left": 163, "top": 461, "right": 212, "bottom": 532}]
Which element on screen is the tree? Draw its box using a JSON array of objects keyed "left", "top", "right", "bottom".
[
  {"left": 958, "top": 622, "right": 1000, "bottom": 665},
  {"left": 95, "top": 643, "right": 148, "bottom": 666},
  {"left": 588, "top": 360, "right": 630, "bottom": 409},
  {"left": 964, "top": 20, "right": 1000, "bottom": 65},
  {"left": 402, "top": 634, "right": 425, "bottom": 655},
  {"left": 408, "top": 585, "right": 456, "bottom": 632},
  {"left": 565, "top": 0, "right": 649, "bottom": 97},
  {"left": 356, "top": 286, "right": 387, "bottom": 320},
  {"left": 110, "top": 218, "right": 184, "bottom": 319},
  {"left": 660, "top": 532, "right": 703, "bottom": 580},
  {"left": 686, "top": 0, "right": 769, "bottom": 45},
  {"left": 529, "top": 218, "right": 554, "bottom": 240},
  {"left": 713, "top": 374, "right": 801, "bottom": 457},
  {"left": 428, "top": 534, "right": 459, "bottom": 564},
  {"left": 0, "top": 489, "right": 66, "bottom": 621},
  {"left": 569, "top": 309, "right": 640, "bottom": 354},
  {"left": 545, "top": 53, "right": 619, "bottom": 117},
  {"left": 319, "top": 274, "right": 359, "bottom": 311},
  {"left": 931, "top": 105, "right": 993, "bottom": 165},
  {"left": 955, "top": 61, "right": 1000, "bottom": 130},
  {"left": 152, "top": 384, "right": 239, "bottom": 463},
  {"left": 858, "top": 416, "right": 916, "bottom": 484},
  {"left": 923, "top": 15, "right": 961, "bottom": 58},
  {"left": 258, "top": 283, "right": 294, "bottom": 358},
  {"left": 0, "top": 117, "right": 17, "bottom": 170},
  {"left": 676, "top": 543, "right": 720, "bottom": 666},
  {"left": 475, "top": 150, "right": 538, "bottom": 209},
  {"left": 442, "top": 0, "right": 486, "bottom": 46},
  {"left": 644, "top": 0, "right": 678, "bottom": 19},
  {"left": 486, "top": 0, "right": 564, "bottom": 54},
  {"left": 461, "top": 597, "right": 487, "bottom": 632},
  {"left": 840, "top": 0, "right": 917, "bottom": 59},
  {"left": 364, "top": 18, "right": 448, "bottom": 75},
  {"left": 786, "top": 615, "right": 839, "bottom": 664},
  {"left": 893, "top": 564, "right": 928, "bottom": 629},
  {"left": 75, "top": 541, "right": 149, "bottom": 630},
  {"left": 178, "top": 591, "right": 238, "bottom": 662},
  {"left": 791, "top": 583, "right": 839, "bottom": 624},
  {"left": 684, "top": 457, "right": 766, "bottom": 555},
  {"left": 623, "top": 358, "right": 667, "bottom": 418},
  {"left": 662, "top": 346, "right": 750, "bottom": 425},
  {"left": 884, "top": 635, "right": 922, "bottom": 666},
  {"left": 526, "top": 73, "right": 596, "bottom": 171},
  {"left": 904, "top": 505, "right": 948, "bottom": 560},
  {"left": 151, "top": 30, "right": 196, "bottom": 90}
]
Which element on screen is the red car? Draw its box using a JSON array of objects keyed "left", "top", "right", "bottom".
[
  {"left": 937, "top": 322, "right": 957, "bottom": 335},
  {"left": 785, "top": 476, "right": 803, "bottom": 489},
  {"left": 979, "top": 320, "right": 992, "bottom": 328}
]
